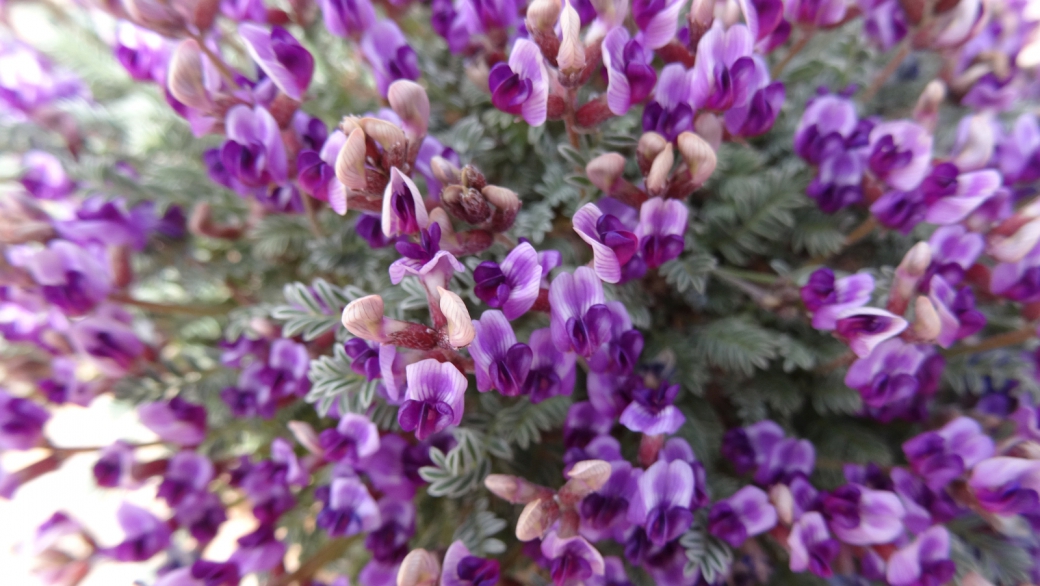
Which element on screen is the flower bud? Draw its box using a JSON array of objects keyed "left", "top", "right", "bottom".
[
  {"left": 694, "top": 112, "right": 723, "bottom": 150},
  {"left": 515, "top": 497, "right": 560, "bottom": 541},
  {"left": 287, "top": 421, "right": 324, "bottom": 456},
  {"left": 167, "top": 39, "right": 213, "bottom": 112},
  {"left": 557, "top": 0, "right": 586, "bottom": 80},
  {"left": 646, "top": 144, "right": 674, "bottom": 196},
  {"left": 483, "top": 185, "right": 522, "bottom": 231},
  {"left": 913, "top": 80, "right": 945, "bottom": 133},
  {"left": 688, "top": 0, "right": 714, "bottom": 45},
  {"left": 336, "top": 128, "right": 368, "bottom": 191},
  {"left": 388, "top": 80, "right": 430, "bottom": 140},
  {"left": 123, "top": 0, "right": 185, "bottom": 36},
  {"left": 342, "top": 295, "right": 388, "bottom": 341},
  {"left": 769, "top": 483, "right": 794, "bottom": 525},
  {"left": 637, "top": 132, "right": 668, "bottom": 174},
  {"left": 908, "top": 296, "right": 940, "bottom": 343},
  {"left": 109, "top": 245, "right": 134, "bottom": 289},
  {"left": 442, "top": 185, "right": 492, "bottom": 224},
  {"left": 953, "top": 113, "right": 996, "bottom": 172},
  {"left": 558, "top": 459, "right": 611, "bottom": 505},
  {"left": 888, "top": 241, "right": 932, "bottom": 315},
  {"left": 340, "top": 116, "right": 362, "bottom": 135},
  {"left": 461, "top": 165, "right": 487, "bottom": 190},
  {"left": 431, "top": 156, "right": 461, "bottom": 187},
  {"left": 526, "top": 0, "right": 562, "bottom": 32},
  {"left": 173, "top": 0, "right": 220, "bottom": 31},
  {"left": 485, "top": 474, "right": 551, "bottom": 504},
  {"left": 989, "top": 218, "right": 1040, "bottom": 263},
  {"left": 438, "top": 287, "right": 475, "bottom": 348},
  {"left": 359, "top": 117, "right": 407, "bottom": 153},
  {"left": 586, "top": 152, "right": 627, "bottom": 194},
  {"left": 397, "top": 549, "right": 440, "bottom": 586},
  {"left": 676, "top": 132, "right": 717, "bottom": 187}
]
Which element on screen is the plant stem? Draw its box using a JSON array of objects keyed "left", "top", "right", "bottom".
[
  {"left": 862, "top": 41, "right": 911, "bottom": 102},
  {"left": 266, "top": 538, "right": 355, "bottom": 586},
  {"left": 51, "top": 440, "right": 164, "bottom": 454},
  {"left": 714, "top": 266, "right": 780, "bottom": 285},
  {"left": 772, "top": 29, "right": 814, "bottom": 78},
  {"left": 844, "top": 216, "right": 878, "bottom": 247},
  {"left": 111, "top": 293, "right": 233, "bottom": 316},
  {"left": 943, "top": 325, "right": 1037, "bottom": 358},
  {"left": 301, "top": 194, "right": 326, "bottom": 238},
  {"left": 188, "top": 31, "right": 241, "bottom": 89}
]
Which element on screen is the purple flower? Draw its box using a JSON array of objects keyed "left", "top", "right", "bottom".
[
  {"left": 540, "top": 532, "right": 606, "bottom": 586},
  {"left": 20, "top": 151, "right": 74, "bottom": 200},
  {"left": 470, "top": 310, "right": 533, "bottom": 396},
  {"left": 968, "top": 457, "right": 1040, "bottom": 517},
  {"left": 382, "top": 167, "right": 430, "bottom": 238},
  {"left": 573, "top": 203, "right": 639, "bottom": 285},
  {"left": 520, "top": 328, "right": 578, "bottom": 405},
  {"left": 94, "top": 441, "right": 134, "bottom": 488},
  {"left": 320, "top": 413, "right": 381, "bottom": 465},
  {"left": 845, "top": 338, "right": 926, "bottom": 409},
  {"left": 157, "top": 451, "right": 214, "bottom": 507},
  {"left": 602, "top": 27, "right": 656, "bottom": 116},
  {"left": 628, "top": 460, "right": 694, "bottom": 546},
  {"left": 549, "top": 267, "right": 614, "bottom": 357},
  {"left": 489, "top": 39, "right": 549, "bottom": 127},
  {"left": 344, "top": 338, "right": 382, "bottom": 380},
  {"left": 755, "top": 437, "right": 815, "bottom": 486},
  {"left": 822, "top": 484, "right": 905, "bottom": 545},
  {"left": 690, "top": 23, "right": 757, "bottom": 111},
  {"left": 580, "top": 461, "right": 641, "bottom": 542},
  {"left": 786, "top": 0, "right": 847, "bottom": 26},
  {"left": 921, "top": 164, "right": 1001, "bottom": 225},
  {"left": 834, "top": 307, "right": 908, "bottom": 358},
  {"left": 366, "top": 499, "right": 415, "bottom": 565},
  {"left": 231, "top": 524, "right": 287, "bottom": 573},
  {"left": 220, "top": 105, "right": 288, "bottom": 188},
  {"left": 721, "top": 420, "right": 785, "bottom": 475},
  {"left": 903, "top": 416, "right": 993, "bottom": 490},
  {"left": 8, "top": 240, "right": 111, "bottom": 316},
  {"left": 222, "top": 0, "right": 267, "bottom": 22},
  {"left": 886, "top": 526, "right": 956, "bottom": 586},
  {"left": 927, "top": 275, "right": 985, "bottom": 348},
  {"left": 707, "top": 485, "right": 777, "bottom": 547},
  {"left": 175, "top": 492, "right": 227, "bottom": 544},
  {"left": 114, "top": 21, "right": 170, "bottom": 83},
  {"left": 138, "top": 397, "right": 207, "bottom": 446},
  {"left": 57, "top": 196, "right": 156, "bottom": 250},
  {"left": 587, "top": 556, "right": 631, "bottom": 586},
  {"left": 800, "top": 268, "right": 874, "bottom": 330},
  {"left": 473, "top": 242, "right": 541, "bottom": 319},
  {"left": 807, "top": 149, "right": 869, "bottom": 213},
  {"left": 890, "top": 467, "right": 962, "bottom": 534},
  {"left": 360, "top": 20, "right": 420, "bottom": 97},
  {"left": 658, "top": 437, "right": 710, "bottom": 508},
  {"left": 441, "top": 540, "right": 501, "bottom": 586},
  {"left": 997, "top": 113, "right": 1040, "bottom": 184},
  {"left": 388, "top": 226, "right": 465, "bottom": 312},
  {"left": 794, "top": 93, "right": 862, "bottom": 165},
  {"left": 619, "top": 382, "right": 684, "bottom": 435},
  {"left": 631, "top": 0, "right": 684, "bottom": 49},
  {"left": 867, "top": 121, "right": 933, "bottom": 191},
  {"left": 859, "top": 0, "right": 908, "bottom": 50},
  {"left": 735, "top": 0, "right": 786, "bottom": 43},
  {"left": 927, "top": 225, "right": 983, "bottom": 287},
  {"left": 642, "top": 64, "right": 695, "bottom": 141},
  {"left": 103, "top": 503, "right": 170, "bottom": 561},
  {"left": 991, "top": 242, "right": 1040, "bottom": 302},
  {"left": 723, "top": 62, "right": 785, "bottom": 138},
  {"left": 787, "top": 512, "right": 839, "bottom": 577},
  {"left": 239, "top": 24, "right": 314, "bottom": 100},
  {"left": 317, "top": 0, "right": 377, "bottom": 38},
  {"left": 0, "top": 390, "right": 49, "bottom": 450},
  {"left": 564, "top": 401, "right": 614, "bottom": 449},
  {"left": 635, "top": 197, "right": 687, "bottom": 268},
  {"left": 316, "top": 476, "right": 382, "bottom": 537},
  {"left": 397, "top": 359, "right": 467, "bottom": 440}
]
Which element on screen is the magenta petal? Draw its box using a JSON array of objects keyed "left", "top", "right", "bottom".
[{"left": 500, "top": 242, "right": 542, "bottom": 319}]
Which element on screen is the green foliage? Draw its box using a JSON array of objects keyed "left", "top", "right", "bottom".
[
  {"left": 306, "top": 344, "right": 378, "bottom": 416},
  {"left": 949, "top": 518, "right": 1036, "bottom": 585},
  {"left": 661, "top": 251, "right": 718, "bottom": 298},
  {"left": 452, "top": 498, "right": 508, "bottom": 556},
  {"left": 419, "top": 427, "right": 495, "bottom": 498},
  {"left": 694, "top": 317, "right": 780, "bottom": 377},
  {"left": 273, "top": 280, "right": 366, "bottom": 341},
  {"left": 681, "top": 519, "right": 734, "bottom": 584}
]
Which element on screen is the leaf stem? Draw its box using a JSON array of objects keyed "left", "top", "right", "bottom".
[
  {"left": 943, "top": 325, "right": 1037, "bottom": 358},
  {"left": 861, "top": 41, "right": 911, "bottom": 102},
  {"left": 772, "top": 28, "right": 814, "bottom": 78},
  {"left": 111, "top": 292, "right": 233, "bottom": 316},
  {"left": 713, "top": 267, "right": 780, "bottom": 285}
]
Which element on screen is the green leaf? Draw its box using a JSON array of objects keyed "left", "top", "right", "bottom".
[
  {"left": 452, "top": 498, "right": 508, "bottom": 556},
  {"left": 661, "top": 252, "right": 718, "bottom": 296},
  {"left": 306, "top": 344, "right": 376, "bottom": 416},
  {"left": 272, "top": 279, "right": 359, "bottom": 340},
  {"left": 680, "top": 521, "right": 733, "bottom": 584},
  {"left": 694, "top": 318, "right": 779, "bottom": 376}
]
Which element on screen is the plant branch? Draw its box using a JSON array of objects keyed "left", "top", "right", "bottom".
[
  {"left": 772, "top": 29, "right": 814, "bottom": 78},
  {"left": 300, "top": 194, "right": 326, "bottom": 238},
  {"left": 862, "top": 41, "right": 911, "bottom": 102},
  {"left": 943, "top": 325, "right": 1037, "bottom": 358},
  {"left": 266, "top": 537, "right": 355, "bottom": 586},
  {"left": 112, "top": 293, "right": 233, "bottom": 316}
]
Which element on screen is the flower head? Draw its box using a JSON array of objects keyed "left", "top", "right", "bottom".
[
  {"left": 470, "top": 310, "right": 533, "bottom": 396},
  {"left": 489, "top": 39, "right": 549, "bottom": 126},
  {"left": 239, "top": 24, "right": 314, "bottom": 100},
  {"left": 397, "top": 359, "right": 467, "bottom": 440}
]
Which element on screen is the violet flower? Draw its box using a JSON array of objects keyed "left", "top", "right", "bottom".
[
  {"left": 997, "top": 113, "right": 1040, "bottom": 184},
  {"left": 316, "top": 476, "right": 382, "bottom": 537},
  {"left": 642, "top": 64, "right": 695, "bottom": 140},
  {"left": 57, "top": 196, "right": 156, "bottom": 250},
  {"left": 628, "top": 460, "right": 694, "bottom": 546},
  {"left": 220, "top": 105, "right": 288, "bottom": 189},
  {"left": 320, "top": 412, "right": 381, "bottom": 465},
  {"left": 175, "top": 492, "right": 227, "bottom": 544},
  {"left": 470, "top": 310, "right": 533, "bottom": 397},
  {"left": 382, "top": 167, "right": 430, "bottom": 238},
  {"left": 601, "top": 27, "right": 656, "bottom": 116},
  {"left": 859, "top": 0, "right": 908, "bottom": 50},
  {"left": 921, "top": 164, "right": 1001, "bottom": 225},
  {"left": 903, "top": 416, "right": 993, "bottom": 490},
  {"left": 635, "top": 197, "right": 687, "bottom": 268},
  {"left": 564, "top": 401, "right": 614, "bottom": 449},
  {"left": 787, "top": 512, "right": 839, "bottom": 577},
  {"left": 441, "top": 540, "right": 501, "bottom": 586},
  {"left": 631, "top": 0, "right": 684, "bottom": 49},
  {"left": 114, "top": 21, "right": 170, "bottom": 83},
  {"left": 821, "top": 484, "right": 905, "bottom": 545},
  {"left": 870, "top": 189, "right": 927, "bottom": 234},
  {"left": 927, "top": 275, "right": 985, "bottom": 348},
  {"left": 366, "top": 499, "right": 415, "bottom": 569},
  {"left": 587, "top": 556, "right": 631, "bottom": 586},
  {"left": 754, "top": 437, "right": 815, "bottom": 486},
  {"left": 297, "top": 130, "right": 348, "bottom": 214},
  {"left": 344, "top": 338, "right": 382, "bottom": 380},
  {"left": 800, "top": 267, "right": 874, "bottom": 330},
  {"left": 720, "top": 420, "right": 785, "bottom": 475},
  {"left": 231, "top": 524, "right": 287, "bottom": 573},
  {"left": 886, "top": 526, "right": 955, "bottom": 586},
  {"left": 360, "top": 20, "right": 421, "bottom": 97},
  {"left": 8, "top": 240, "right": 111, "bottom": 316},
  {"left": 844, "top": 338, "right": 926, "bottom": 409},
  {"left": 521, "top": 331, "right": 577, "bottom": 403},
  {"left": 991, "top": 243, "right": 1040, "bottom": 302},
  {"left": 239, "top": 24, "right": 314, "bottom": 101},
  {"left": 472, "top": 242, "right": 542, "bottom": 319},
  {"left": 690, "top": 23, "right": 757, "bottom": 111},
  {"left": 587, "top": 302, "right": 641, "bottom": 376},
  {"left": 157, "top": 451, "right": 214, "bottom": 507},
  {"left": 549, "top": 267, "right": 614, "bottom": 357},
  {"left": 138, "top": 397, "right": 207, "bottom": 446},
  {"left": 489, "top": 38, "right": 549, "bottom": 126},
  {"left": 785, "top": 0, "right": 847, "bottom": 26},
  {"left": 619, "top": 381, "right": 685, "bottom": 435},
  {"left": 658, "top": 437, "right": 710, "bottom": 509},
  {"left": 573, "top": 202, "right": 640, "bottom": 284},
  {"left": 20, "top": 151, "right": 74, "bottom": 200},
  {"left": 890, "top": 467, "right": 962, "bottom": 534},
  {"left": 0, "top": 390, "right": 49, "bottom": 450},
  {"left": 388, "top": 224, "right": 466, "bottom": 313},
  {"left": 807, "top": 149, "right": 869, "bottom": 213},
  {"left": 707, "top": 485, "right": 777, "bottom": 547},
  {"left": 580, "top": 461, "right": 641, "bottom": 542},
  {"left": 833, "top": 307, "right": 908, "bottom": 358},
  {"left": 927, "top": 225, "right": 983, "bottom": 288},
  {"left": 397, "top": 359, "right": 467, "bottom": 440},
  {"left": 93, "top": 441, "right": 135, "bottom": 488},
  {"left": 968, "top": 457, "right": 1040, "bottom": 519},
  {"left": 540, "top": 532, "right": 606, "bottom": 586},
  {"left": 103, "top": 503, "right": 171, "bottom": 561},
  {"left": 317, "top": 0, "right": 377, "bottom": 38},
  {"left": 867, "top": 121, "right": 933, "bottom": 191},
  {"left": 222, "top": 0, "right": 267, "bottom": 22},
  {"left": 723, "top": 60, "right": 785, "bottom": 138},
  {"left": 794, "top": 92, "right": 863, "bottom": 165}
]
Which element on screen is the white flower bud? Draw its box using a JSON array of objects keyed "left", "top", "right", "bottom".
[
  {"left": 437, "top": 288, "right": 475, "bottom": 348},
  {"left": 397, "top": 549, "right": 440, "bottom": 586},
  {"left": 342, "top": 295, "right": 388, "bottom": 342},
  {"left": 677, "top": 132, "right": 717, "bottom": 187}
]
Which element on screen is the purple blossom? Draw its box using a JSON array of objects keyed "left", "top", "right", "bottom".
[
  {"left": 360, "top": 20, "right": 420, "bottom": 97},
  {"left": 441, "top": 540, "right": 501, "bottom": 586},
  {"left": 472, "top": 242, "right": 542, "bottom": 319},
  {"left": 298, "top": 131, "right": 349, "bottom": 214},
  {"left": 721, "top": 420, "right": 785, "bottom": 475},
  {"left": 690, "top": 23, "right": 757, "bottom": 112},
  {"left": 968, "top": 457, "right": 1040, "bottom": 518},
  {"left": 320, "top": 413, "right": 381, "bottom": 465},
  {"left": 787, "top": 512, "right": 839, "bottom": 577},
  {"left": 927, "top": 225, "right": 983, "bottom": 287},
  {"left": 175, "top": 492, "right": 227, "bottom": 544},
  {"left": 382, "top": 167, "right": 430, "bottom": 238},
  {"left": 658, "top": 437, "right": 710, "bottom": 509},
  {"left": 580, "top": 461, "right": 641, "bottom": 542},
  {"left": 859, "top": 0, "right": 908, "bottom": 50},
  {"left": 489, "top": 39, "right": 549, "bottom": 126},
  {"left": 366, "top": 499, "right": 415, "bottom": 565},
  {"left": 138, "top": 398, "right": 207, "bottom": 446},
  {"left": 220, "top": 105, "right": 288, "bottom": 189},
  {"left": 0, "top": 390, "right": 49, "bottom": 450},
  {"left": 990, "top": 242, "right": 1040, "bottom": 302},
  {"left": 619, "top": 381, "right": 685, "bottom": 435},
  {"left": 997, "top": 113, "right": 1040, "bottom": 184},
  {"left": 602, "top": 27, "right": 656, "bottom": 116},
  {"left": 821, "top": 484, "right": 905, "bottom": 545},
  {"left": 397, "top": 359, "right": 467, "bottom": 440},
  {"left": 807, "top": 148, "right": 869, "bottom": 213},
  {"left": 707, "top": 485, "right": 777, "bottom": 547},
  {"left": 800, "top": 268, "right": 874, "bottom": 330},
  {"left": 231, "top": 524, "right": 286, "bottom": 573},
  {"left": 549, "top": 267, "right": 614, "bottom": 357},
  {"left": 157, "top": 451, "right": 214, "bottom": 507},
  {"left": 20, "top": 151, "right": 74, "bottom": 200},
  {"left": 735, "top": 0, "right": 786, "bottom": 43},
  {"left": 834, "top": 307, "right": 908, "bottom": 358},
  {"left": 470, "top": 310, "right": 532, "bottom": 396},
  {"left": 927, "top": 275, "right": 985, "bottom": 348},
  {"left": 723, "top": 60, "right": 785, "bottom": 138},
  {"left": 573, "top": 202, "right": 639, "bottom": 285},
  {"left": 886, "top": 526, "right": 956, "bottom": 586},
  {"left": 540, "top": 532, "right": 606, "bottom": 586},
  {"left": 343, "top": 338, "right": 381, "bottom": 380},
  {"left": 587, "top": 302, "right": 641, "bottom": 376},
  {"left": 8, "top": 240, "right": 111, "bottom": 316},
  {"left": 631, "top": 0, "right": 684, "bottom": 49},
  {"left": 563, "top": 401, "right": 614, "bottom": 449},
  {"left": 890, "top": 467, "right": 962, "bottom": 534},
  {"left": 222, "top": 338, "right": 311, "bottom": 417},
  {"left": 755, "top": 437, "right": 815, "bottom": 486},
  {"left": 628, "top": 460, "right": 694, "bottom": 546},
  {"left": 93, "top": 441, "right": 134, "bottom": 488},
  {"left": 0, "top": 40, "right": 87, "bottom": 117},
  {"left": 56, "top": 196, "right": 156, "bottom": 250},
  {"left": 785, "top": 0, "right": 847, "bottom": 26},
  {"left": 635, "top": 197, "right": 687, "bottom": 268},
  {"left": 520, "top": 328, "right": 578, "bottom": 405},
  {"left": 921, "top": 164, "right": 1002, "bottom": 225},
  {"left": 587, "top": 556, "right": 631, "bottom": 586},
  {"left": 903, "top": 416, "right": 993, "bottom": 490},
  {"left": 239, "top": 24, "right": 314, "bottom": 101},
  {"left": 114, "top": 21, "right": 171, "bottom": 83},
  {"left": 566, "top": 435, "right": 624, "bottom": 471},
  {"left": 845, "top": 338, "right": 926, "bottom": 409},
  {"left": 641, "top": 64, "right": 695, "bottom": 141},
  {"left": 316, "top": 476, "right": 382, "bottom": 537},
  {"left": 222, "top": 0, "right": 267, "bottom": 22},
  {"left": 103, "top": 503, "right": 170, "bottom": 561},
  {"left": 867, "top": 121, "right": 933, "bottom": 192},
  {"left": 317, "top": 0, "right": 377, "bottom": 38},
  {"left": 794, "top": 93, "right": 862, "bottom": 165}
]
